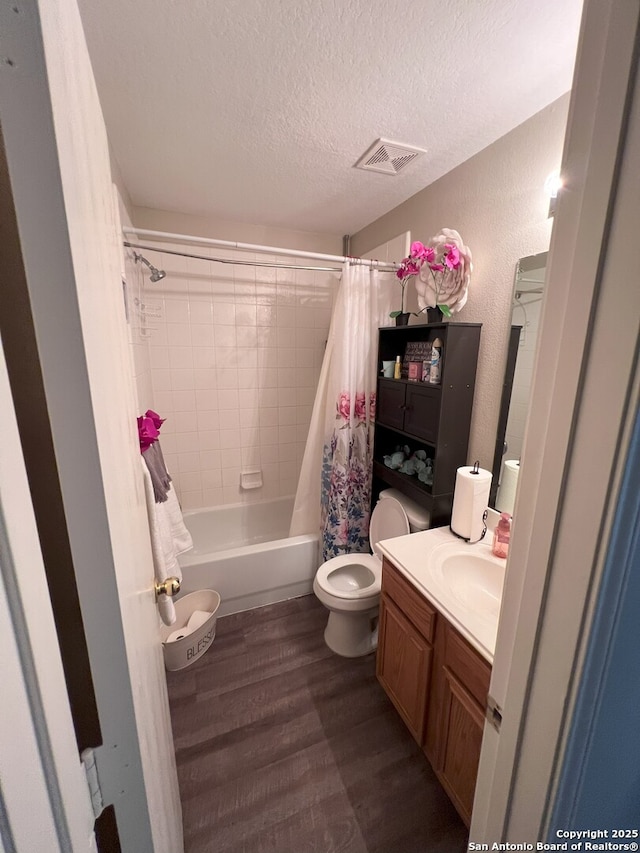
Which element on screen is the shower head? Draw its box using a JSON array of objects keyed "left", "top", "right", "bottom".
[{"left": 132, "top": 251, "right": 166, "bottom": 283}]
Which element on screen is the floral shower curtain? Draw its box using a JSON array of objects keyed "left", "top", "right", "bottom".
[{"left": 290, "top": 262, "right": 394, "bottom": 560}]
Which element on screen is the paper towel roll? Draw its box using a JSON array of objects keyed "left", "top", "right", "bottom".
[
  {"left": 496, "top": 460, "right": 520, "bottom": 516},
  {"left": 450, "top": 464, "right": 493, "bottom": 542}
]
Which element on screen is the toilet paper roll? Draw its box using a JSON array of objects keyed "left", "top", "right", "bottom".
[
  {"left": 450, "top": 464, "right": 493, "bottom": 542},
  {"left": 187, "top": 609, "right": 212, "bottom": 632},
  {"left": 496, "top": 460, "right": 520, "bottom": 516},
  {"left": 166, "top": 627, "right": 190, "bottom": 643}
]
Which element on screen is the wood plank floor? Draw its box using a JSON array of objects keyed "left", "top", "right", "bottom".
[{"left": 166, "top": 594, "right": 469, "bottom": 853}]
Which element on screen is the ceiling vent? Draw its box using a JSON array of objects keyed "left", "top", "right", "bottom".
[{"left": 355, "top": 138, "right": 427, "bottom": 175}]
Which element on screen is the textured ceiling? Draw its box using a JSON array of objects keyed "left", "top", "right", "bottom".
[{"left": 77, "top": 0, "right": 583, "bottom": 235}]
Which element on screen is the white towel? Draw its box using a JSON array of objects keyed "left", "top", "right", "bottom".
[
  {"left": 165, "top": 487, "right": 194, "bottom": 556},
  {"left": 141, "top": 460, "right": 193, "bottom": 625}
]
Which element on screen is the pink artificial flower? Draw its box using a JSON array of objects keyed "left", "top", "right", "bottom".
[
  {"left": 137, "top": 415, "right": 160, "bottom": 452},
  {"left": 424, "top": 246, "right": 435, "bottom": 263},
  {"left": 354, "top": 392, "right": 367, "bottom": 421},
  {"left": 145, "top": 409, "right": 165, "bottom": 430},
  {"left": 338, "top": 392, "right": 351, "bottom": 420},
  {"left": 429, "top": 262, "right": 445, "bottom": 272},
  {"left": 444, "top": 244, "right": 460, "bottom": 269},
  {"left": 397, "top": 258, "right": 421, "bottom": 279},
  {"left": 410, "top": 241, "right": 426, "bottom": 259}
]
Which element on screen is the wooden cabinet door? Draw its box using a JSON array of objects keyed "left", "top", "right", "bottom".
[
  {"left": 404, "top": 384, "right": 440, "bottom": 443},
  {"left": 438, "top": 670, "right": 485, "bottom": 825},
  {"left": 377, "top": 380, "right": 407, "bottom": 431},
  {"left": 376, "top": 593, "right": 433, "bottom": 744},
  {"left": 427, "top": 619, "right": 491, "bottom": 827}
]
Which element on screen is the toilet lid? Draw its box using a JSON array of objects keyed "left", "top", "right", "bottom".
[{"left": 370, "top": 496, "right": 410, "bottom": 557}]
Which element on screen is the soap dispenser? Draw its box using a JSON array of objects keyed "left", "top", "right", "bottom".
[{"left": 492, "top": 512, "right": 511, "bottom": 558}]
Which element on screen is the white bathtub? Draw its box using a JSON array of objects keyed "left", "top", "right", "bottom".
[{"left": 177, "top": 496, "right": 319, "bottom": 617}]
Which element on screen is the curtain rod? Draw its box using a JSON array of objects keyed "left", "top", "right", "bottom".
[
  {"left": 122, "top": 226, "right": 397, "bottom": 271},
  {"left": 515, "top": 286, "right": 544, "bottom": 295},
  {"left": 124, "top": 242, "right": 343, "bottom": 273}
]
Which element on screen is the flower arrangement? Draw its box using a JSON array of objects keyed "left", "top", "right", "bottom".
[
  {"left": 390, "top": 254, "right": 422, "bottom": 320},
  {"left": 390, "top": 228, "right": 472, "bottom": 320}
]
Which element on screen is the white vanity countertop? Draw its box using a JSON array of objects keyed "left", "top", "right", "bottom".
[{"left": 378, "top": 526, "right": 505, "bottom": 664}]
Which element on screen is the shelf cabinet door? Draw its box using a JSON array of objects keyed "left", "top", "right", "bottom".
[
  {"left": 377, "top": 380, "right": 407, "bottom": 431},
  {"left": 376, "top": 593, "right": 433, "bottom": 744},
  {"left": 404, "top": 384, "right": 440, "bottom": 443}
]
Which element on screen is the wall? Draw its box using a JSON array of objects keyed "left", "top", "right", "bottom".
[
  {"left": 351, "top": 95, "right": 570, "bottom": 467},
  {"left": 132, "top": 206, "right": 342, "bottom": 255},
  {"left": 118, "top": 194, "right": 155, "bottom": 412},
  {"left": 130, "top": 237, "right": 337, "bottom": 509}
]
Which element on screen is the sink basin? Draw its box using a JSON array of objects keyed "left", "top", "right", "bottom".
[
  {"left": 428, "top": 542, "right": 506, "bottom": 621},
  {"left": 376, "top": 527, "right": 509, "bottom": 660}
]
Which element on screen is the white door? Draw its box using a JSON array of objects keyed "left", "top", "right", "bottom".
[
  {"left": 0, "top": 339, "right": 97, "bottom": 853},
  {"left": 0, "top": 1, "right": 183, "bottom": 851}
]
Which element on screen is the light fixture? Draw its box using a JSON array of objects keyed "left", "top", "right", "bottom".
[{"left": 544, "top": 170, "right": 563, "bottom": 217}]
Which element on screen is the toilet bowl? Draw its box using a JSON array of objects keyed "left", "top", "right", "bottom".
[{"left": 313, "top": 490, "right": 430, "bottom": 657}]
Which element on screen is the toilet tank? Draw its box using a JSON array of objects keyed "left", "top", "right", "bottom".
[{"left": 378, "top": 489, "right": 430, "bottom": 532}]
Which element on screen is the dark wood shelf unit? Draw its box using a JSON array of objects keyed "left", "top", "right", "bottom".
[{"left": 373, "top": 322, "right": 481, "bottom": 527}]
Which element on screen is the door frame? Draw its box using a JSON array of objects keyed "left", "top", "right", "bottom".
[
  {"left": 0, "top": 335, "right": 98, "bottom": 853},
  {"left": 473, "top": 0, "right": 640, "bottom": 839}
]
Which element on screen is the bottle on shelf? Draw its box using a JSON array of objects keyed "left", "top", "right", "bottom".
[
  {"left": 492, "top": 512, "right": 511, "bottom": 558},
  {"left": 394, "top": 355, "right": 402, "bottom": 379},
  {"left": 429, "top": 337, "right": 443, "bottom": 384}
]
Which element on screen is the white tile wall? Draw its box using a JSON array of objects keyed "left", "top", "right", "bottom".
[
  {"left": 124, "top": 248, "right": 154, "bottom": 412},
  {"left": 135, "top": 243, "right": 336, "bottom": 509}
]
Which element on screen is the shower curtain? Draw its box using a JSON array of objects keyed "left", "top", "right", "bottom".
[{"left": 290, "top": 262, "right": 394, "bottom": 560}]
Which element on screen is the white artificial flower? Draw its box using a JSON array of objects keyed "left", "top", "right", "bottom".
[{"left": 415, "top": 228, "right": 472, "bottom": 315}]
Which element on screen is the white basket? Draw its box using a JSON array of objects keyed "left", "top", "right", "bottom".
[{"left": 160, "top": 589, "right": 221, "bottom": 671}]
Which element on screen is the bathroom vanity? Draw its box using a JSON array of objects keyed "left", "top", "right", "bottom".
[{"left": 376, "top": 528, "right": 502, "bottom": 826}]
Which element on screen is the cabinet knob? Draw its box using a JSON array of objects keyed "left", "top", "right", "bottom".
[{"left": 398, "top": 404, "right": 406, "bottom": 410}]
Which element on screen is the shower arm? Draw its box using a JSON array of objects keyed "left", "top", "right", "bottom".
[{"left": 132, "top": 251, "right": 166, "bottom": 282}]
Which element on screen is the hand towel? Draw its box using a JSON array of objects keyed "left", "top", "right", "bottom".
[
  {"left": 141, "top": 460, "right": 193, "bottom": 625},
  {"left": 142, "top": 441, "right": 172, "bottom": 503},
  {"left": 165, "top": 486, "right": 194, "bottom": 556}
]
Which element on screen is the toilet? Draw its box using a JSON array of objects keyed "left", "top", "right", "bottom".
[{"left": 313, "top": 489, "right": 430, "bottom": 657}]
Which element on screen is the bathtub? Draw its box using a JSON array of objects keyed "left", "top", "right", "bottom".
[{"left": 177, "top": 496, "right": 319, "bottom": 617}]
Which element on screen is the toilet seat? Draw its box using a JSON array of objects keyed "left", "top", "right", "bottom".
[
  {"left": 315, "top": 553, "right": 381, "bottom": 600},
  {"left": 315, "top": 496, "right": 411, "bottom": 600}
]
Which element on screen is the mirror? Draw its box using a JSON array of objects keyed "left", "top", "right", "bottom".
[{"left": 490, "top": 251, "right": 548, "bottom": 512}]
